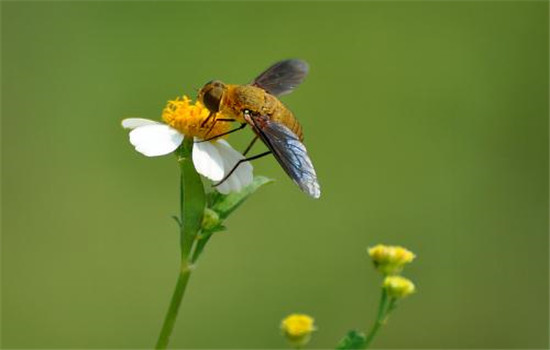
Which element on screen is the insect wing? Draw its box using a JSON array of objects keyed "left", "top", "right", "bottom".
[
  {"left": 252, "top": 59, "right": 309, "bottom": 96},
  {"left": 250, "top": 116, "right": 320, "bottom": 198}
]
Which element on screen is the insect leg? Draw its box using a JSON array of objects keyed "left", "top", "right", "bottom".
[
  {"left": 242, "top": 136, "right": 259, "bottom": 156},
  {"left": 195, "top": 123, "right": 247, "bottom": 143},
  {"left": 204, "top": 117, "right": 236, "bottom": 137},
  {"left": 213, "top": 151, "right": 272, "bottom": 187},
  {"left": 200, "top": 111, "right": 215, "bottom": 127}
]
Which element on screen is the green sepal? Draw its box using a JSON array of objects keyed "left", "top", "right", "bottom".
[
  {"left": 336, "top": 330, "right": 367, "bottom": 350},
  {"left": 207, "top": 176, "right": 274, "bottom": 220}
]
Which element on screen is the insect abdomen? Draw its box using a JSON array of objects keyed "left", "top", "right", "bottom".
[
  {"left": 227, "top": 85, "right": 304, "bottom": 140},
  {"left": 268, "top": 96, "right": 304, "bottom": 141},
  {"left": 283, "top": 112, "right": 303, "bottom": 141}
]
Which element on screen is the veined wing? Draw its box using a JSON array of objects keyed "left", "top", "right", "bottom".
[
  {"left": 251, "top": 59, "right": 309, "bottom": 96},
  {"left": 247, "top": 114, "right": 320, "bottom": 198}
]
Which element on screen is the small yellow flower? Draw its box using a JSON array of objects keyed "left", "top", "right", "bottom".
[
  {"left": 281, "top": 314, "right": 316, "bottom": 348},
  {"left": 367, "top": 244, "right": 415, "bottom": 275},
  {"left": 383, "top": 275, "right": 416, "bottom": 298}
]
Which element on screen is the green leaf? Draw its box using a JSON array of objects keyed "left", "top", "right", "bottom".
[
  {"left": 209, "top": 176, "right": 274, "bottom": 220},
  {"left": 177, "top": 140, "right": 206, "bottom": 255},
  {"left": 171, "top": 215, "right": 181, "bottom": 227},
  {"left": 336, "top": 330, "right": 367, "bottom": 350}
]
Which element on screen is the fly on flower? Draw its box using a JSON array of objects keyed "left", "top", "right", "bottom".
[
  {"left": 197, "top": 59, "right": 321, "bottom": 199},
  {"left": 121, "top": 96, "right": 253, "bottom": 194}
]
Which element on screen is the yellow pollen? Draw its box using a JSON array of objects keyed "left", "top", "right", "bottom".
[{"left": 161, "top": 95, "right": 230, "bottom": 140}]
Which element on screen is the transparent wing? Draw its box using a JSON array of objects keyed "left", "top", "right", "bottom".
[
  {"left": 249, "top": 115, "right": 320, "bottom": 198},
  {"left": 251, "top": 59, "right": 309, "bottom": 96}
]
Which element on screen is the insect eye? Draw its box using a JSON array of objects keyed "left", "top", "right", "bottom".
[{"left": 203, "top": 87, "right": 222, "bottom": 112}]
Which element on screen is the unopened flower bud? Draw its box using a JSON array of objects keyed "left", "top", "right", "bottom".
[
  {"left": 383, "top": 275, "right": 416, "bottom": 298},
  {"left": 201, "top": 208, "right": 220, "bottom": 231},
  {"left": 367, "top": 244, "right": 415, "bottom": 275},
  {"left": 281, "top": 314, "right": 316, "bottom": 348}
]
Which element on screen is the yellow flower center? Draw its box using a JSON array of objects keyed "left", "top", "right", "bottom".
[
  {"left": 281, "top": 314, "right": 316, "bottom": 337},
  {"left": 162, "top": 95, "right": 230, "bottom": 140}
]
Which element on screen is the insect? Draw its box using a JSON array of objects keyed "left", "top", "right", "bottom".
[{"left": 197, "top": 59, "right": 321, "bottom": 199}]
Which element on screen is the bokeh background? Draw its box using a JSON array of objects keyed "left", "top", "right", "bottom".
[{"left": 2, "top": 1, "right": 548, "bottom": 348}]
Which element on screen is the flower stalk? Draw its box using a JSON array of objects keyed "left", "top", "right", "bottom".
[
  {"left": 363, "top": 289, "right": 394, "bottom": 349},
  {"left": 362, "top": 247, "right": 416, "bottom": 349},
  {"left": 156, "top": 138, "right": 205, "bottom": 349},
  {"left": 155, "top": 263, "right": 192, "bottom": 349},
  {"left": 336, "top": 245, "right": 416, "bottom": 349}
]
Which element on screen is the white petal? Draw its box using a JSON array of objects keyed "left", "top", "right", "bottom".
[
  {"left": 128, "top": 124, "right": 183, "bottom": 157},
  {"left": 192, "top": 140, "right": 225, "bottom": 181},
  {"left": 217, "top": 156, "right": 241, "bottom": 194},
  {"left": 219, "top": 141, "right": 253, "bottom": 186},
  {"left": 214, "top": 140, "right": 253, "bottom": 194},
  {"left": 215, "top": 180, "right": 233, "bottom": 194},
  {"left": 122, "top": 118, "right": 160, "bottom": 129}
]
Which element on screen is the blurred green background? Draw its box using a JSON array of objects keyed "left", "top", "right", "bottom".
[{"left": 2, "top": 1, "right": 548, "bottom": 348}]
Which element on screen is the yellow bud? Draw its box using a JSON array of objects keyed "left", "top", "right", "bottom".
[
  {"left": 367, "top": 244, "right": 415, "bottom": 275},
  {"left": 281, "top": 314, "right": 316, "bottom": 348},
  {"left": 383, "top": 276, "right": 416, "bottom": 298}
]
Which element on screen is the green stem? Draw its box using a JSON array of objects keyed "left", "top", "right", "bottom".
[
  {"left": 155, "top": 261, "right": 193, "bottom": 349},
  {"left": 363, "top": 289, "right": 388, "bottom": 349},
  {"left": 156, "top": 139, "right": 206, "bottom": 349},
  {"left": 385, "top": 298, "right": 398, "bottom": 319}
]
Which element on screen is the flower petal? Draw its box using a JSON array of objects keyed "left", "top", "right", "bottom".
[
  {"left": 215, "top": 181, "right": 232, "bottom": 195},
  {"left": 216, "top": 165, "right": 240, "bottom": 194},
  {"left": 128, "top": 124, "right": 183, "bottom": 157},
  {"left": 192, "top": 140, "right": 225, "bottom": 181},
  {"left": 214, "top": 140, "right": 253, "bottom": 194},
  {"left": 122, "top": 118, "right": 160, "bottom": 129},
  {"left": 219, "top": 140, "right": 253, "bottom": 186}
]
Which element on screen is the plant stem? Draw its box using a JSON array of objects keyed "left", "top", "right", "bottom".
[
  {"left": 363, "top": 289, "right": 388, "bottom": 349},
  {"left": 156, "top": 139, "right": 206, "bottom": 349},
  {"left": 155, "top": 260, "right": 193, "bottom": 349}
]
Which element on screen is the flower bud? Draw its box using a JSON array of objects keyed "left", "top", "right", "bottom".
[
  {"left": 281, "top": 314, "right": 316, "bottom": 348},
  {"left": 201, "top": 208, "right": 220, "bottom": 231},
  {"left": 383, "top": 276, "right": 416, "bottom": 298},
  {"left": 367, "top": 244, "right": 415, "bottom": 275}
]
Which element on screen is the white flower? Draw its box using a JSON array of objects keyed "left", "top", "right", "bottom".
[{"left": 122, "top": 118, "right": 253, "bottom": 194}]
